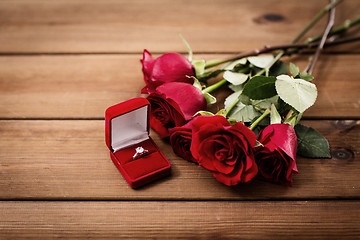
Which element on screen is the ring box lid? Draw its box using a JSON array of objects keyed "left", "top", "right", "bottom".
[{"left": 105, "top": 98, "right": 150, "bottom": 152}]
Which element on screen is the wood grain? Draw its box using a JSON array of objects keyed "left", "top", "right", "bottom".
[
  {"left": 0, "top": 54, "right": 359, "bottom": 119},
  {"left": 0, "top": 0, "right": 359, "bottom": 53},
  {"left": 1, "top": 1, "right": 359, "bottom": 239},
  {"left": 0, "top": 119, "right": 358, "bottom": 200},
  {"left": 0, "top": 201, "right": 359, "bottom": 239}
]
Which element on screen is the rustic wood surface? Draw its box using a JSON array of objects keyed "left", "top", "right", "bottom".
[
  {"left": 0, "top": 54, "right": 360, "bottom": 119},
  {"left": 0, "top": 0, "right": 359, "bottom": 239},
  {"left": 1, "top": 201, "right": 359, "bottom": 239}
]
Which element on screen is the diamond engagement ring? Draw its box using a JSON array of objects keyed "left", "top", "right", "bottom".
[{"left": 133, "top": 146, "right": 149, "bottom": 160}]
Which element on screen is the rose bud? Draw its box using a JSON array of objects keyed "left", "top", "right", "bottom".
[
  {"left": 169, "top": 120, "right": 197, "bottom": 163},
  {"left": 141, "top": 49, "right": 195, "bottom": 94},
  {"left": 255, "top": 123, "right": 298, "bottom": 186},
  {"left": 190, "top": 115, "right": 258, "bottom": 186},
  {"left": 147, "top": 82, "right": 207, "bottom": 139}
]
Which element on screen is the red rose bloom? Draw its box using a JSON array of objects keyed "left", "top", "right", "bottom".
[
  {"left": 141, "top": 49, "right": 195, "bottom": 94},
  {"left": 147, "top": 82, "right": 207, "bottom": 139},
  {"left": 169, "top": 120, "right": 197, "bottom": 163},
  {"left": 190, "top": 115, "right": 258, "bottom": 186},
  {"left": 255, "top": 124, "right": 298, "bottom": 186}
]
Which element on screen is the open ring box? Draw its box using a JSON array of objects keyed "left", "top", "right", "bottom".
[{"left": 105, "top": 98, "right": 171, "bottom": 188}]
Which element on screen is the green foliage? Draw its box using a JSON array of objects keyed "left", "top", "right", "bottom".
[
  {"left": 269, "top": 60, "right": 288, "bottom": 76},
  {"left": 275, "top": 75, "right": 317, "bottom": 113},
  {"left": 295, "top": 124, "right": 331, "bottom": 158},
  {"left": 227, "top": 102, "right": 260, "bottom": 123},
  {"left": 223, "top": 71, "right": 248, "bottom": 85},
  {"left": 248, "top": 55, "right": 274, "bottom": 68},
  {"left": 228, "top": 118, "right": 238, "bottom": 125},
  {"left": 203, "top": 92, "right": 217, "bottom": 104},
  {"left": 198, "top": 69, "right": 225, "bottom": 82},
  {"left": 192, "top": 60, "right": 206, "bottom": 77},
  {"left": 289, "top": 62, "right": 300, "bottom": 77},
  {"left": 179, "top": 33, "right": 193, "bottom": 62},
  {"left": 224, "top": 91, "right": 242, "bottom": 110},
  {"left": 228, "top": 84, "right": 244, "bottom": 92},
  {"left": 241, "top": 76, "right": 277, "bottom": 100},
  {"left": 270, "top": 104, "right": 281, "bottom": 124},
  {"left": 195, "top": 111, "right": 214, "bottom": 116},
  {"left": 192, "top": 77, "right": 203, "bottom": 90},
  {"left": 223, "top": 58, "right": 247, "bottom": 70},
  {"left": 299, "top": 72, "right": 314, "bottom": 81},
  {"left": 251, "top": 96, "right": 279, "bottom": 110}
]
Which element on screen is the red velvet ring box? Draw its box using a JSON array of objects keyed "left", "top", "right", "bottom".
[{"left": 105, "top": 97, "right": 171, "bottom": 188}]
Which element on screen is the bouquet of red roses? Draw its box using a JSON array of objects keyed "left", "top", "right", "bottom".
[{"left": 139, "top": 1, "right": 359, "bottom": 186}]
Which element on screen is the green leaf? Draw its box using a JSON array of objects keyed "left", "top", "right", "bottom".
[
  {"left": 223, "top": 71, "right": 248, "bottom": 85},
  {"left": 289, "top": 62, "right": 300, "bottom": 77},
  {"left": 241, "top": 76, "right": 277, "bottom": 100},
  {"left": 229, "top": 84, "right": 244, "bottom": 92},
  {"left": 283, "top": 112, "right": 297, "bottom": 127},
  {"left": 216, "top": 109, "right": 226, "bottom": 116},
  {"left": 223, "top": 58, "right": 247, "bottom": 70},
  {"left": 248, "top": 55, "right": 274, "bottom": 68},
  {"left": 277, "top": 98, "right": 297, "bottom": 115},
  {"left": 192, "top": 77, "right": 203, "bottom": 90},
  {"left": 179, "top": 33, "right": 193, "bottom": 62},
  {"left": 224, "top": 91, "right": 242, "bottom": 110},
  {"left": 239, "top": 94, "right": 251, "bottom": 105},
  {"left": 295, "top": 112, "right": 303, "bottom": 125},
  {"left": 270, "top": 104, "right": 281, "bottom": 124},
  {"left": 251, "top": 95, "right": 279, "bottom": 110},
  {"left": 275, "top": 75, "right": 317, "bottom": 113},
  {"left": 192, "top": 60, "right": 206, "bottom": 78},
  {"left": 227, "top": 102, "right": 260, "bottom": 123},
  {"left": 195, "top": 111, "right": 214, "bottom": 116},
  {"left": 269, "top": 60, "right": 287, "bottom": 76},
  {"left": 228, "top": 118, "right": 237, "bottom": 125},
  {"left": 294, "top": 124, "right": 331, "bottom": 158},
  {"left": 203, "top": 92, "right": 217, "bottom": 104},
  {"left": 299, "top": 72, "right": 314, "bottom": 81},
  {"left": 198, "top": 69, "right": 225, "bottom": 82}
]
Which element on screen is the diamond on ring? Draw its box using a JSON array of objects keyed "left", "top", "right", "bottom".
[{"left": 133, "top": 146, "right": 149, "bottom": 159}]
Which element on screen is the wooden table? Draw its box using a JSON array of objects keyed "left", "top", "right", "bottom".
[{"left": 0, "top": 1, "right": 359, "bottom": 239}]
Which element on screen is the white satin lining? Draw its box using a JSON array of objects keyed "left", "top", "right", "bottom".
[{"left": 111, "top": 105, "right": 149, "bottom": 152}]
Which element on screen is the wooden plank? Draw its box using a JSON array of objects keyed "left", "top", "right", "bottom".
[
  {"left": 0, "top": 119, "right": 359, "bottom": 200},
  {"left": 0, "top": 0, "right": 359, "bottom": 53},
  {"left": 0, "top": 201, "right": 359, "bottom": 239},
  {"left": 0, "top": 54, "right": 359, "bottom": 119}
]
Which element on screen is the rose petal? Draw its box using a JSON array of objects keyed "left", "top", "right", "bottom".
[
  {"left": 141, "top": 49, "right": 154, "bottom": 82},
  {"left": 169, "top": 124, "right": 197, "bottom": 163},
  {"left": 155, "top": 82, "right": 207, "bottom": 121},
  {"left": 152, "top": 53, "right": 195, "bottom": 83},
  {"left": 140, "top": 50, "right": 195, "bottom": 93},
  {"left": 212, "top": 161, "right": 245, "bottom": 186},
  {"left": 259, "top": 124, "right": 297, "bottom": 161}
]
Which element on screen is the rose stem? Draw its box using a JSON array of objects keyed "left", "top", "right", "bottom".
[
  {"left": 202, "top": 35, "right": 360, "bottom": 98},
  {"left": 305, "top": 15, "right": 360, "bottom": 44},
  {"left": 225, "top": 1, "right": 341, "bottom": 118},
  {"left": 205, "top": 35, "right": 359, "bottom": 70},
  {"left": 205, "top": 0, "right": 346, "bottom": 70},
  {"left": 307, "top": 0, "right": 336, "bottom": 75},
  {"left": 285, "top": 0, "right": 337, "bottom": 124},
  {"left": 249, "top": 109, "right": 271, "bottom": 131},
  {"left": 292, "top": 0, "right": 341, "bottom": 43},
  {"left": 202, "top": 79, "right": 228, "bottom": 94}
]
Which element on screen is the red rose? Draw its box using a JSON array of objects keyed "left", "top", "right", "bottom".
[
  {"left": 190, "top": 115, "right": 258, "bottom": 186},
  {"left": 141, "top": 49, "right": 195, "bottom": 94},
  {"left": 169, "top": 120, "right": 197, "bottom": 163},
  {"left": 255, "top": 124, "right": 298, "bottom": 186},
  {"left": 147, "top": 82, "right": 207, "bottom": 139}
]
